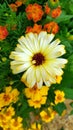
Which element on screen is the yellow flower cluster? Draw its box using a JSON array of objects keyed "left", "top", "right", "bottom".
[
  {"left": 0, "top": 106, "right": 24, "bottom": 130},
  {"left": 28, "top": 123, "right": 41, "bottom": 130},
  {"left": 0, "top": 86, "right": 19, "bottom": 110},
  {"left": 24, "top": 84, "right": 49, "bottom": 108},
  {"left": 40, "top": 107, "right": 56, "bottom": 123}
]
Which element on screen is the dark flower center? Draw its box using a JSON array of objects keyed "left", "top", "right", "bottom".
[{"left": 32, "top": 53, "right": 45, "bottom": 66}]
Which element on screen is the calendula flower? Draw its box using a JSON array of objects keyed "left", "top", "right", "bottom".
[
  {"left": 0, "top": 26, "right": 8, "bottom": 40},
  {"left": 44, "top": 22, "right": 59, "bottom": 34},
  {"left": 26, "top": 24, "right": 42, "bottom": 34},
  {"left": 51, "top": 6, "right": 62, "bottom": 18},
  {"left": 10, "top": 31, "right": 67, "bottom": 88},
  {"left": 54, "top": 90, "right": 65, "bottom": 104},
  {"left": 28, "top": 123, "right": 41, "bottom": 130},
  {"left": 25, "top": 3, "right": 44, "bottom": 22},
  {"left": 40, "top": 107, "right": 56, "bottom": 123}
]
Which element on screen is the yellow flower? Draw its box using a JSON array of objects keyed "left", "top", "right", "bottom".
[
  {"left": 56, "top": 75, "right": 62, "bottom": 84},
  {"left": 24, "top": 85, "right": 49, "bottom": 99},
  {"left": 28, "top": 123, "right": 41, "bottom": 130},
  {"left": 25, "top": 85, "right": 49, "bottom": 108},
  {"left": 0, "top": 111, "right": 9, "bottom": 129},
  {"left": 5, "top": 106, "right": 15, "bottom": 120},
  {"left": 0, "top": 86, "right": 19, "bottom": 109},
  {"left": 40, "top": 107, "right": 56, "bottom": 123},
  {"left": 10, "top": 117, "right": 23, "bottom": 129},
  {"left": 28, "top": 96, "right": 47, "bottom": 108},
  {"left": 10, "top": 31, "right": 67, "bottom": 88},
  {"left": 54, "top": 90, "right": 65, "bottom": 104},
  {"left": 0, "top": 92, "right": 12, "bottom": 109}
]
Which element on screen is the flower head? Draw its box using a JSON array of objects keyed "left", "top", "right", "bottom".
[
  {"left": 54, "top": 90, "right": 65, "bottom": 104},
  {"left": 40, "top": 107, "right": 56, "bottom": 123},
  {"left": 10, "top": 117, "right": 23, "bottom": 129},
  {"left": 44, "top": 22, "right": 59, "bottom": 34},
  {"left": 10, "top": 31, "right": 67, "bottom": 88},
  {"left": 51, "top": 6, "right": 62, "bottom": 18},
  {"left": 24, "top": 85, "right": 49, "bottom": 108},
  {"left": 0, "top": 26, "right": 8, "bottom": 40},
  {"left": 9, "top": 4, "right": 17, "bottom": 12},
  {"left": 28, "top": 123, "right": 41, "bottom": 130},
  {"left": 25, "top": 3, "right": 44, "bottom": 22},
  {"left": 26, "top": 24, "right": 42, "bottom": 34}
]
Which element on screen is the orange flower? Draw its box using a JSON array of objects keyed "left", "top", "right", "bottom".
[
  {"left": 51, "top": 6, "right": 62, "bottom": 18},
  {"left": 0, "top": 26, "right": 8, "bottom": 40},
  {"left": 26, "top": 24, "right": 42, "bottom": 34},
  {"left": 9, "top": 4, "right": 17, "bottom": 12},
  {"left": 25, "top": 3, "right": 44, "bottom": 22},
  {"left": 15, "top": 1, "right": 22, "bottom": 7},
  {"left": 44, "top": 21, "right": 59, "bottom": 34},
  {"left": 44, "top": 4, "right": 51, "bottom": 14}
]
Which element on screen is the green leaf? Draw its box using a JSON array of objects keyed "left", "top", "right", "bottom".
[
  {"left": 61, "top": 87, "right": 73, "bottom": 100},
  {"left": 54, "top": 12, "right": 73, "bottom": 23},
  {"left": 54, "top": 103, "right": 66, "bottom": 115}
]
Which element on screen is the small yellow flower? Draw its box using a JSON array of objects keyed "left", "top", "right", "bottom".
[
  {"left": 24, "top": 85, "right": 49, "bottom": 100},
  {"left": 28, "top": 123, "right": 41, "bottom": 130},
  {"left": 0, "top": 86, "right": 19, "bottom": 109},
  {"left": 28, "top": 96, "right": 47, "bottom": 108},
  {"left": 54, "top": 90, "right": 65, "bottom": 104},
  {"left": 5, "top": 106, "right": 15, "bottom": 119},
  {"left": 40, "top": 108, "right": 56, "bottom": 123},
  {"left": 25, "top": 85, "right": 49, "bottom": 108},
  {"left": 10, "top": 117, "right": 23, "bottom": 129},
  {"left": 0, "top": 92, "right": 12, "bottom": 109}
]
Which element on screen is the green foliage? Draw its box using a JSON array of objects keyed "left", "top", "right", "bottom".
[
  {"left": 54, "top": 103, "right": 66, "bottom": 115},
  {"left": 0, "top": 0, "right": 73, "bottom": 129}
]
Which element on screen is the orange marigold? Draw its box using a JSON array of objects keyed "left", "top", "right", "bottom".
[
  {"left": 51, "top": 6, "right": 62, "bottom": 18},
  {"left": 26, "top": 24, "right": 42, "bottom": 34},
  {"left": 15, "top": 1, "right": 22, "bottom": 7},
  {"left": 44, "top": 21, "right": 59, "bottom": 34},
  {"left": 0, "top": 26, "right": 9, "bottom": 40},
  {"left": 9, "top": 4, "right": 17, "bottom": 12},
  {"left": 44, "top": 4, "right": 51, "bottom": 14},
  {"left": 25, "top": 3, "right": 44, "bottom": 22}
]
